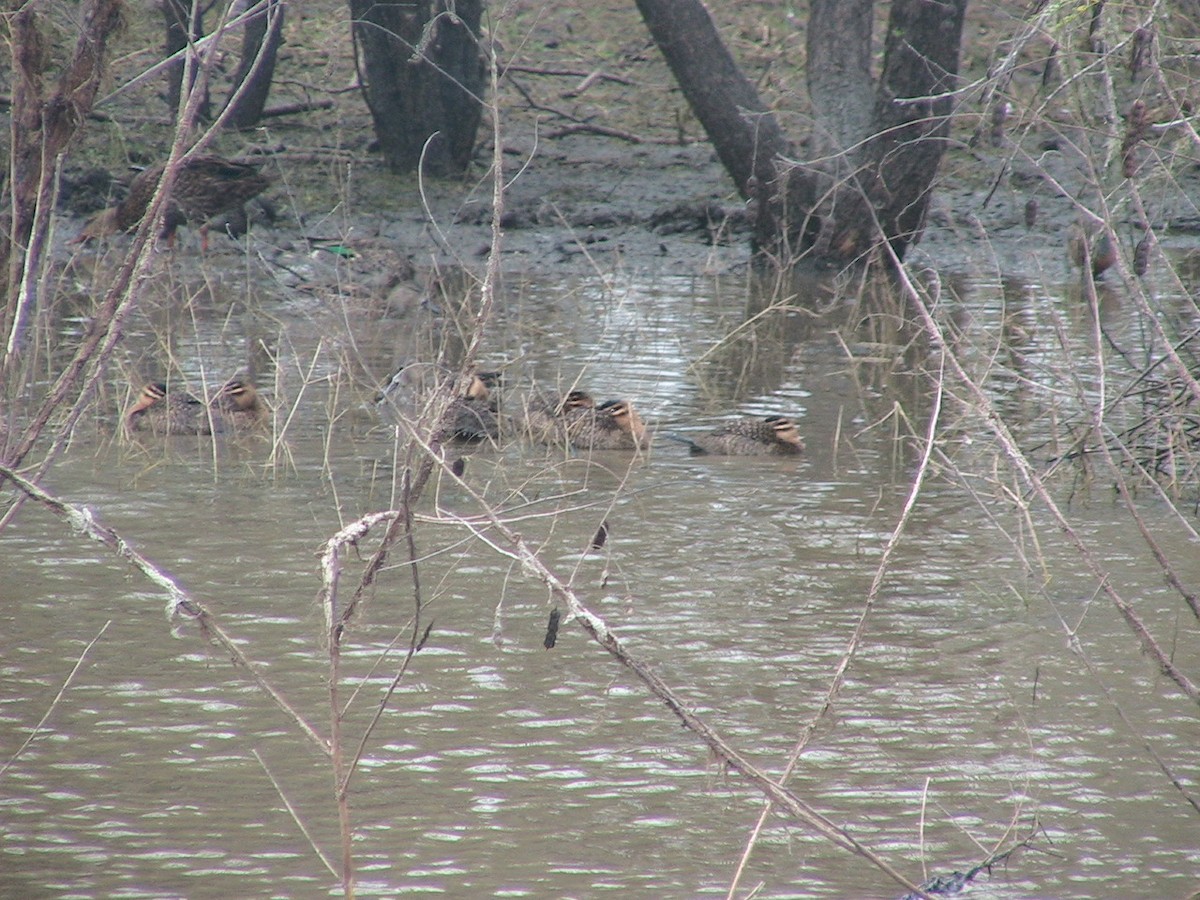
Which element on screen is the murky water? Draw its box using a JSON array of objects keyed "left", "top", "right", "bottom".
[{"left": 3, "top": 261, "right": 1199, "bottom": 898}]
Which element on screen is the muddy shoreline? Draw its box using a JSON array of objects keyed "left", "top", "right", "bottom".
[{"left": 59, "top": 125, "right": 1197, "bottom": 295}]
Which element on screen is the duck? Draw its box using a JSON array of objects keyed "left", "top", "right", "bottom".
[
  {"left": 519, "top": 388, "right": 596, "bottom": 444},
  {"left": 670, "top": 416, "right": 805, "bottom": 456},
  {"left": 567, "top": 399, "right": 650, "bottom": 451},
  {"left": 124, "top": 378, "right": 268, "bottom": 436},
  {"left": 376, "top": 365, "right": 500, "bottom": 409},
  {"left": 449, "top": 375, "right": 500, "bottom": 442},
  {"left": 212, "top": 378, "right": 268, "bottom": 429},
  {"left": 123, "top": 382, "right": 216, "bottom": 435},
  {"left": 376, "top": 365, "right": 501, "bottom": 442},
  {"left": 78, "top": 155, "right": 270, "bottom": 249}
]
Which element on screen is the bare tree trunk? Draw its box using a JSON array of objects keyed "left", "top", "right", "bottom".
[
  {"left": 634, "top": 0, "right": 967, "bottom": 275},
  {"left": 780, "top": 0, "right": 967, "bottom": 267},
  {"left": 858, "top": 0, "right": 966, "bottom": 262},
  {"left": 162, "top": 0, "right": 210, "bottom": 120},
  {"left": 633, "top": 0, "right": 791, "bottom": 199},
  {"left": 807, "top": 0, "right": 876, "bottom": 158},
  {"left": 224, "top": 0, "right": 286, "bottom": 129},
  {"left": 2, "top": 0, "right": 124, "bottom": 372},
  {"left": 349, "top": 0, "right": 486, "bottom": 176}
]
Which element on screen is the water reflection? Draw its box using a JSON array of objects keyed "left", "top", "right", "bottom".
[{"left": 3, "top": 267, "right": 1199, "bottom": 898}]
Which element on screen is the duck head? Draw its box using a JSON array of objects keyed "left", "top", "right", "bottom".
[
  {"left": 127, "top": 382, "right": 167, "bottom": 414},
  {"left": 558, "top": 389, "right": 595, "bottom": 414},
  {"left": 219, "top": 379, "right": 263, "bottom": 414},
  {"left": 599, "top": 399, "right": 646, "bottom": 439},
  {"left": 765, "top": 416, "right": 805, "bottom": 452}
]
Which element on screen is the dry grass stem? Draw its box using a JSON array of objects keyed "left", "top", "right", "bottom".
[
  {"left": 892, "top": 264, "right": 1200, "bottom": 706},
  {"left": 1, "top": 462, "right": 331, "bottom": 753},
  {"left": 253, "top": 749, "right": 340, "bottom": 879}
]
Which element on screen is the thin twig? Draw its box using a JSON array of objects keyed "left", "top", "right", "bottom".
[
  {"left": 0, "top": 620, "right": 111, "bottom": 776},
  {"left": 728, "top": 348, "right": 947, "bottom": 899},
  {"left": 253, "top": 749, "right": 340, "bottom": 878}
]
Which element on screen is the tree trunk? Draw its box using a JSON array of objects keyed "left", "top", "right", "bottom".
[
  {"left": 2, "top": 0, "right": 124, "bottom": 371},
  {"left": 633, "top": 0, "right": 791, "bottom": 199},
  {"left": 634, "top": 0, "right": 967, "bottom": 275},
  {"left": 162, "top": 0, "right": 210, "bottom": 120},
  {"left": 349, "top": 0, "right": 486, "bottom": 176},
  {"left": 806, "top": 0, "right": 875, "bottom": 158},
  {"left": 225, "top": 0, "right": 286, "bottom": 130},
  {"left": 780, "top": 0, "right": 967, "bottom": 267},
  {"left": 855, "top": 0, "right": 966, "bottom": 262}
]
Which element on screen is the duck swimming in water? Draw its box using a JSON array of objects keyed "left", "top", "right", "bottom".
[
  {"left": 449, "top": 374, "right": 500, "bottom": 441},
  {"left": 519, "top": 388, "right": 596, "bottom": 444},
  {"left": 376, "top": 365, "right": 501, "bottom": 442},
  {"left": 124, "top": 382, "right": 214, "bottom": 435},
  {"left": 668, "top": 416, "right": 805, "bottom": 456},
  {"left": 567, "top": 399, "right": 650, "bottom": 451},
  {"left": 124, "top": 378, "right": 268, "bottom": 436},
  {"left": 212, "top": 378, "right": 268, "bottom": 429}
]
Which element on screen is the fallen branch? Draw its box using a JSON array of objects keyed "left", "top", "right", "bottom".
[
  {"left": 543, "top": 122, "right": 649, "bottom": 143},
  {"left": 897, "top": 824, "right": 1042, "bottom": 899},
  {"left": 253, "top": 749, "right": 339, "bottom": 878},
  {"left": 727, "top": 354, "right": 947, "bottom": 899},
  {"left": 505, "top": 74, "right": 663, "bottom": 144},
  {"left": 0, "top": 463, "right": 330, "bottom": 754},
  {"left": 501, "top": 62, "right": 635, "bottom": 87},
  {"left": 259, "top": 98, "right": 336, "bottom": 119},
  {"left": 432, "top": 484, "right": 933, "bottom": 900}
]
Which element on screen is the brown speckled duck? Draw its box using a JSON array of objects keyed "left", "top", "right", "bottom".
[
  {"left": 124, "top": 378, "right": 267, "bottom": 436},
  {"left": 449, "top": 374, "right": 500, "bottom": 442},
  {"left": 79, "top": 155, "right": 269, "bottom": 248},
  {"left": 674, "top": 416, "right": 805, "bottom": 456},
  {"left": 376, "top": 366, "right": 501, "bottom": 442},
  {"left": 567, "top": 399, "right": 650, "bottom": 451},
  {"left": 124, "top": 383, "right": 215, "bottom": 435},
  {"left": 212, "top": 378, "right": 268, "bottom": 429},
  {"left": 519, "top": 389, "right": 596, "bottom": 444}
]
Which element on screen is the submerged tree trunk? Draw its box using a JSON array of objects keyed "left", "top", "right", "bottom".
[
  {"left": 225, "top": 0, "right": 286, "bottom": 130},
  {"left": 349, "top": 0, "right": 486, "bottom": 176},
  {"left": 635, "top": 0, "right": 967, "bottom": 274}
]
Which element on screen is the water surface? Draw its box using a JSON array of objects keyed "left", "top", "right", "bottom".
[{"left": 3, "top": 265, "right": 1198, "bottom": 899}]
